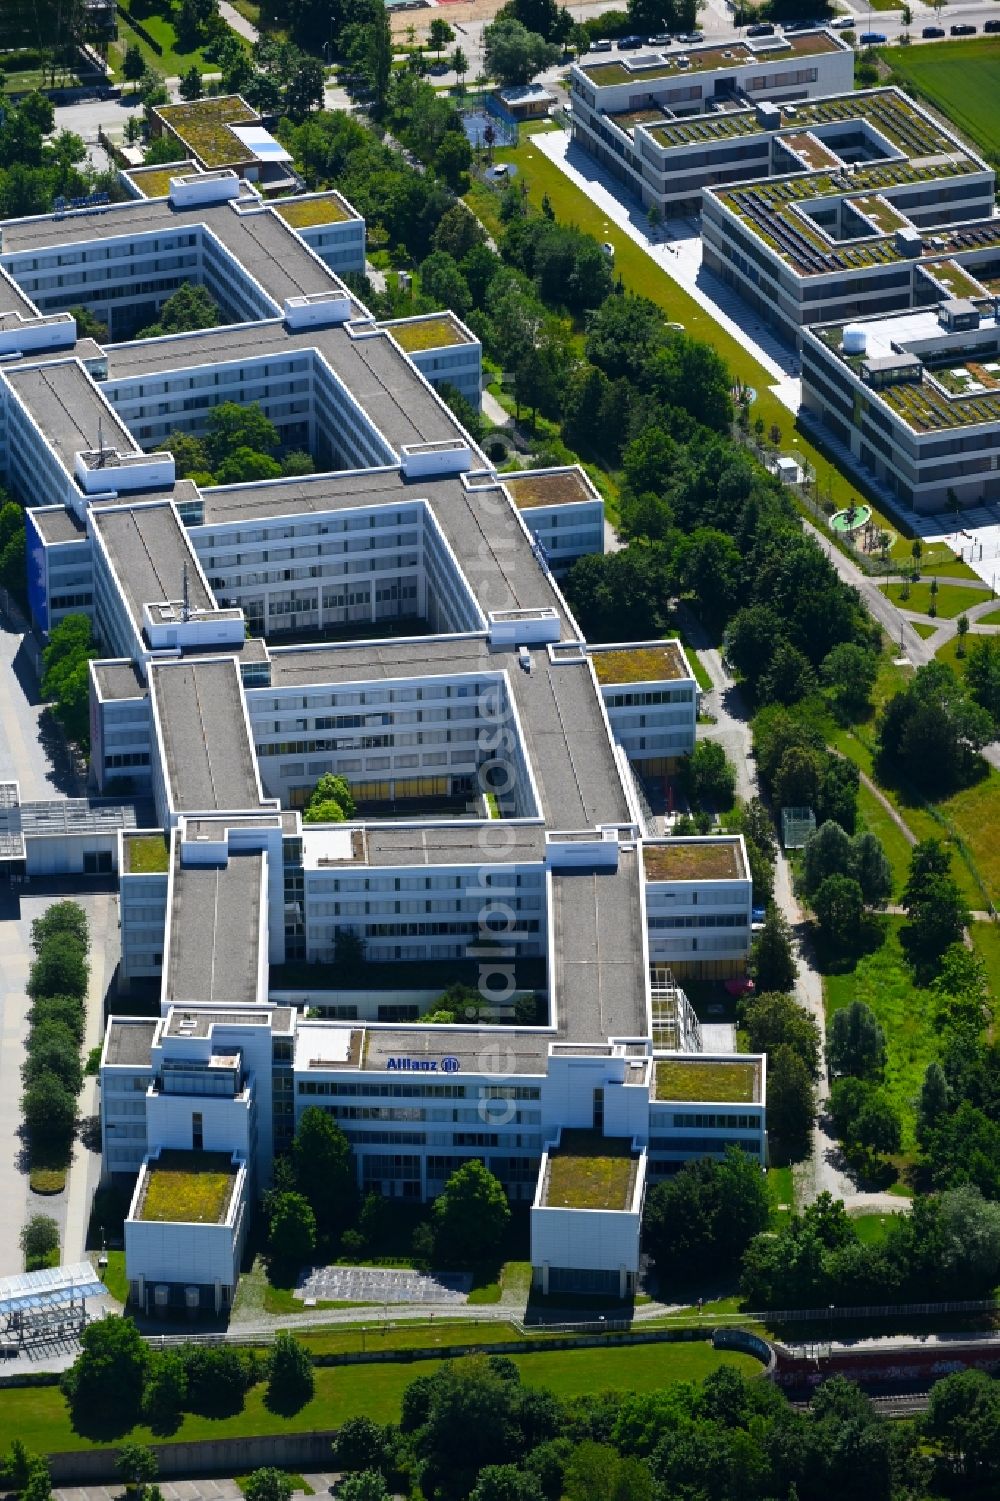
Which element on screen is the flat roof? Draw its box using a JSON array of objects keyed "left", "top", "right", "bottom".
[
  {"left": 93, "top": 660, "right": 147, "bottom": 701},
  {"left": 92, "top": 503, "right": 214, "bottom": 636},
  {"left": 30, "top": 507, "right": 86, "bottom": 544},
  {"left": 365, "top": 824, "right": 547, "bottom": 867},
  {"left": 582, "top": 29, "right": 840, "bottom": 85},
  {"left": 504, "top": 469, "right": 597, "bottom": 510},
  {"left": 164, "top": 849, "right": 265, "bottom": 1007},
  {"left": 274, "top": 193, "right": 358, "bottom": 228},
  {"left": 3, "top": 360, "right": 136, "bottom": 471},
  {"left": 810, "top": 307, "right": 1000, "bottom": 431},
  {"left": 361, "top": 1025, "right": 549, "bottom": 1075},
  {"left": 149, "top": 658, "right": 268, "bottom": 813},
  {"left": 644, "top": 839, "right": 744, "bottom": 881},
  {"left": 655, "top": 1056, "right": 762, "bottom": 1103},
  {"left": 105, "top": 1017, "right": 157, "bottom": 1066},
  {"left": 164, "top": 1006, "right": 292, "bottom": 1037},
  {"left": 542, "top": 1128, "right": 638, "bottom": 1210},
  {"left": 383, "top": 315, "right": 472, "bottom": 353},
  {"left": 136, "top": 1149, "right": 238, "bottom": 1223},
  {"left": 553, "top": 848, "right": 647, "bottom": 1042},
  {"left": 156, "top": 96, "right": 259, "bottom": 168},
  {"left": 591, "top": 643, "right": 690, "bottom": 685}
]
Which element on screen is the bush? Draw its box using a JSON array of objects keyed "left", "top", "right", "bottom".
[
  {"left": 20, "top": 1215, "right": 59, "bottom": 1272},
  {"left": 265, "top": 1332, "right": 314, "bottom": 1415}
]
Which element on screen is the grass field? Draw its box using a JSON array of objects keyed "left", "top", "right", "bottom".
[
  {"left": 937, "top": 770, "right": 1000, "bottom": 908},
  {"left": 0, "top": 1342, "right": 759, "bottom": 1453},
  {"left": 109, "top": 3, "right": 230, "bottom": 79},
  {"left": 882, "top": 581, "right": 991, "bottom": 619},
  {"left": 824, "top": 918, "right": 940, "bottom": 1151},
  {"left": 970, "top": 921, "right": 1000, "bottom": 1005},
  {"left": 767, "top": 1165, "right": 795, "bottom": 1230},
  {"left": 855, "top": 782, "right": 912, "bottom": 898},
  {"left": 851, "top": 1211, "right": 905, "bottom": 1244},
  {"left": 464, "top": 134, "right": 971, "bottom": 572},
  {"left": 882, "top": 39, "right": 1000, "bottom": 161}
]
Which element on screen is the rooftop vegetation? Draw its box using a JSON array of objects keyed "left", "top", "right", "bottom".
[
  {"left": 655, "top": 1057, "right": 761, "bottom": 1103},
  {"left": 386, "top": 316, "right": 468, "bottom": 352},
  {"left": 128, "top": 164, "right": 196, "bottom": 198},
  {"left": 505, "top": 471, "right": 593, "bottom": 509},
  {"left": 157, "top": 97, "right": 257, "bottom": 169},
  {"left": 592, "top": 645, "right": 687, "bottom": 684},
  {"left": 643, "top": 840, "right": 742, "bottom": 881},
  {"left": 124, "top": 835, "right": 169, "bottom": 874},
  {"left": 544, "top": 1129, "right": 637, "bottom": 1210},
  {"left": 275, "top": 194, "right": 354, "bottom": 228},
  {"left": 138, "top": 1150, "right": 237, "bottom": 1224},
  {"left": 584, "top": 31, "right": 838, "bottom": 86}
]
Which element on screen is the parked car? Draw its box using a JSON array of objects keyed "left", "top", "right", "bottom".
[
  {"left": 591, "top": 38, "right": 612, "bottom": 52},
  {"left": 950, "top": 22, "right": 976, "bottom": 34},
  {"left": 859, "top": 31, "right": 887, "bottom": 44},
  {"left": 617, "top": 34, "right": 645, "bottom": 49},
  {"left": 679, "top": 31, "right": 704, "bottom": 43},
  {"left": 647, "top": 33, "right": 672, "bottom": 44},
  {"left": 830, "top": 16, "right": 855, "bottom": 28},
  {"left": 985, "top": 18, "right": 1000, "bottom": 30},
  {"left": 746, "top": 22, "right": 775, "bottom": 36},
  {"left": 922, "top": 25, "right": 945, "bottom": 37}
]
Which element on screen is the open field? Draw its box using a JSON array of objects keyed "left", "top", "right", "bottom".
[
  {"left": 824, "top": 918, "right": 939, "bottom": 1151},
  {"left": 0, "top": 1342, "right": 759, "bottom": 1453},
  {"left": 882, "top": 39, "right": 1000, "bottom": 161}
]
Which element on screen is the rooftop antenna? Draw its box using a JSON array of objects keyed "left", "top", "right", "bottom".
[{"left": 182, "top": 561, "right": 191, "bottom": 622}]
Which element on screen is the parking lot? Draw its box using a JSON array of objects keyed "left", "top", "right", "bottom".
[{"left": 298, "top": 1264, "right": 472, "bottom": 1305}]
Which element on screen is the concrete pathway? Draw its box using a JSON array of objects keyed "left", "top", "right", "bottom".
[
  {"left": 218, "top": 0, "right": 258, "bottom": 44},
  {"left": 62, "top": 892, "right": 117, "bottom": 1265},
  {"left": 55, "top": 1479, "right": 338, "bottom": 1501}
]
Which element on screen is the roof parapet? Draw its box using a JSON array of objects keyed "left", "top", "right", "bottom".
[
  {"left": 74, "top": 448, "right": 175, "bottom": 495},
  {"left": 488, "top": 606, "right": 560, "bottom": 647},
  {"left": 168, "top": 170, "right": 240, "bottom": 208},
  {"left": 283, "top": 289, "right": 353, "bottom": 328},
  {"left": 0, "top": 310, "right": 77, "bottom": 357},
  {"left": 400, "top": 438, "right": 472, "bottom": 479}
]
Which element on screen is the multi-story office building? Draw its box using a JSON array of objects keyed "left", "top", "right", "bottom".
[
  {"left": 801, "top": 299, "right": 1000, "bottom": 511},
  {"left": 0, "top": 160, "right": 765, "bottom": 1313},
  {"left": 569, "top": 54, "right": 999, "bottom": 351},
  {"left": 569, "top": 28, "right": 853, "bottom": 211}
]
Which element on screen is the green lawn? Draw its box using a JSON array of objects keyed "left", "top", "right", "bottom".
[
  {"left": 1, "top": 1343, "right": 759, "bottom": 1454},
  {"left": 882, "top": 581, "right": 991, "bottom": 619},
  {"left": 464, "top": 141, "right": 963, "bottom": 568},
  {"left": 824, "top": 918, "right": 939, "bottom": 1151},
  {"left": 855, "top": 782, "right": 911, "bottom": 898},
  {"left": 911, "top": 622, "right": 938, "bottom": 640},
  {"left": 976, "top": 607, "right": 1000, "bottom": 626},
  {"left": 970, "top": 921, "right": 1000, "bottom": 1006},
  {"left": 96, "top": 1250, "right": 129, "bottom": 1305},
  {"left": 109, "top": 3, "right": 232, "bottom": 78},
  {"left": 882, "top": 38, "right": 1000, "bottom": 160},
  {"left": 767, "top": 1165, "right": 795, "bottom": 1230},
  {"left": 936, "top": 770, "right": 1000, "bottom": 908},
  {"left": 851, "top": 1211, "right": 904, "bottom": 1244}
]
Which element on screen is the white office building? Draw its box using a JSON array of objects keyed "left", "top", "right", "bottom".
[{"left": 0, "top": 160, "right": 767, "bottom": 1311}]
